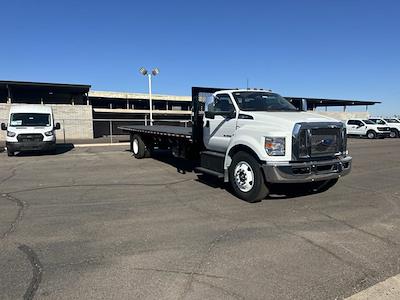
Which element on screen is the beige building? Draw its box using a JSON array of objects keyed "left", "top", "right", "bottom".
[{"left": 0, "top": 80, "right": 380, "bottom": 142}]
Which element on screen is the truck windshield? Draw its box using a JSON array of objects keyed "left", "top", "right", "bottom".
[
  {"left": 369, "top": 119, "right": 386, "bottom": 125},
  {"left": 10, "top": 113, "right": 51, "bottom": 127},
  {"left": 385, "top": 119, "right": 400, "bottom": 123},
  {"left": 232, "top": 91, "right": 297, "bottom": 112}
]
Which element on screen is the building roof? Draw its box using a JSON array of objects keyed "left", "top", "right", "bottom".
[
  {"left": 0, "top": 81, "right": 381, "bottom": 107},
  {"left": 0, "top": 80, "right": 91, "bottom": 94}
]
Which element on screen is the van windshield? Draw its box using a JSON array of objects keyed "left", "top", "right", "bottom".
[
  {"left": 10, "top": 113, "right": 51, "bottom": 127},
  {"left": 232, "top": 91, "right": 297, "bottom": 112}
]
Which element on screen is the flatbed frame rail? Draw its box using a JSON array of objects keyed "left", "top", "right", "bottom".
[{"left": 119, "top": 125, "right": 193, "bottom": 141}]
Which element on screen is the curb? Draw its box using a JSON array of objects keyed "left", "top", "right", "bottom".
[{"left": 72, "top": 142, "right": 129, "bottom": 148}]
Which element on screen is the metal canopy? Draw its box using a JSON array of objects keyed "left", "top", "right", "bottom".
[
  {"left": 0, "top": 80, "right": 91, "bottom": 94},
  {"left": 285, "top": 96, "right": 380, "bottom": 107}
]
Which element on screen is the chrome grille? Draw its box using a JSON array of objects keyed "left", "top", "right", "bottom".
[
  {"left": 310, "top": 128, "right": 340, "bottom": 157},
  {"left": 292, "top": 122, "right": 345, "bottom": 161}
]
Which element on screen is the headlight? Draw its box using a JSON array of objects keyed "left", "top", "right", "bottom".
[
  {"left": 265, "top": 137, "right": 285, "bottom": 156},
  {"left": 44, "top": 130, "right": 54, "bottom": 136},
  {"left": 7, "top": 131, "right": 16, "bottom": 137}
]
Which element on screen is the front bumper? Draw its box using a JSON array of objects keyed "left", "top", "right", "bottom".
[
  {"left": 6, "top": 141, "right": 56, "bottom": 152},
  {"left": 262, "top": 156, "right": 352, "bottom": 183}
]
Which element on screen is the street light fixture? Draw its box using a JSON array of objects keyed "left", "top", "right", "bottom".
[{"left": 139, "top": 67, "right": 159, "bottom": 126}]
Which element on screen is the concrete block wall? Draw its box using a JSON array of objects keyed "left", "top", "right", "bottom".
[
  {"left": 0, "top": 105, "right": 9, "bottom": 141},
  {"left": 0, "top": 104, "right": 93, "bottom": 142}
]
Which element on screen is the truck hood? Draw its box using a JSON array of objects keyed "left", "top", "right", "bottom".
[{"left": 242, "top": 111, "right": 340, "bottom": 131}]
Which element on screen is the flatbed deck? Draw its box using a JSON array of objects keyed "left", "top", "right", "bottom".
[{"left": 119, "top": 125, "right": 193, "bottom": 140}]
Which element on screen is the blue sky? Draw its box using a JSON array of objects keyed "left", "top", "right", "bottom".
[{"left": 1, "top": 0, "right": 399, "bottom": 115}]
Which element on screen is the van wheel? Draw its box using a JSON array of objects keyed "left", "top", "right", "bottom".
[
  {"left": 229, "top": 151, "right": 269, "bottom": 203},
  {"left": 389, "top": 130, "right": 398, "bottom": 138},
  {"left": 132, "top": 134, "right": 150, "bottom": 159},
  {"left": 367, "top": 130, "right": 376, "bottom": 139},
  {"left": 7, "top": 150, "right": 14, "bottom": 157}
]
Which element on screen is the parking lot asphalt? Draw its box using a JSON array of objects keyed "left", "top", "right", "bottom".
[{"left": 1, "top": 139, "right": 400, "bottom": 299}]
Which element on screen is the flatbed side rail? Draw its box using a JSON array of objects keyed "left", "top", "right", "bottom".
[{"left": 119, "top": 126, "right": 193, "bottom": 141}]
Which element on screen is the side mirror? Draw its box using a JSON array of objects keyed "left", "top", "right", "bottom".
[
  {"left": 54, "top": 122, "right": 61, "bottom": 130},
  {"left": 224, "top": 110, "right": 236, "bottom": 119},
  {"left": 204, "top": 111, "right": 215, "bottom": 119},
  {"left": 1, "top": 123, "right": 7, "bottom": 131}
]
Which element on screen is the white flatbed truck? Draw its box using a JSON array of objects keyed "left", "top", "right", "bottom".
[{"left": 120, "top": 87, "right": 352, "bottom": 202}]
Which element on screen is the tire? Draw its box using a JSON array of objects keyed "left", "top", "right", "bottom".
[
  {"left": 366, "top": 130, "right": 376, "bottom": 139},
  {"left": 229, "top": 151, "right": 269, "bottom": 203},
  {"left": 132, "top": 134, "right": 150, "bottom": 159},
  {"left": 7, "top": 150, "right": 14, "bottom": 157},
  {"left": 311, "top": 178, "right": 338, "bottom": 193},
  {"left": 389, "top": 130, "right": 398, "bottom": 138}
]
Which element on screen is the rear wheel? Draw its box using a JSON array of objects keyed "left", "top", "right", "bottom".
[
  {"left": 132, "top": 134, "right": 151, "bottom": 159},
  {"left": 229, "top": 151, "right": 269, "bottom": 203},
  {"left": 366, "top": 130, "right": 376, "bottom": 139}
]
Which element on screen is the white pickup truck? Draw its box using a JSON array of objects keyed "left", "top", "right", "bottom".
[
  {"left": 1, "top": 105, "right": 61, "bottom": 156},
  {"left": 346, "top": 119, "right": 391, "bottom": 139},
  {"left": 120, "top": 87, "right": 352, "bottom": 202},
  {"left": 369, "top": 118, "right": 400, "bottom": 138}
]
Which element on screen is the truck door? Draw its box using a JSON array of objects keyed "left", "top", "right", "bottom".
[
  {"left": 353, "top": 120, "right": 366, "bottom": 135},
  {"left": 347, "top": 120, "right": 364, "bottom": 134},
  {"left": 203, "top": 93, "right": 237, "bottom": 152}
]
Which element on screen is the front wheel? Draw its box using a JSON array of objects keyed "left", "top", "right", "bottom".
[
  {"left": 389, "top": 130, "right": 398, "bottom": 138},
  {"left": 366, "top": 130, "right": 376, "bottom": 139},
  {"left": 7, "top": 150, "right": 14, "bottom": 157},
  {"left": 229, "top": 151, "right": 269, "bottom": 203}
]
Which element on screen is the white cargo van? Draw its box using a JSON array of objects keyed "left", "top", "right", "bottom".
[{"left": 1, "top": 105, "right": 60, "bottom": 156}]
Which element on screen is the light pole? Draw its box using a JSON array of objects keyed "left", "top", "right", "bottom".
[{"left": 139, "top": 67, "right": 159, "bottom": 126}]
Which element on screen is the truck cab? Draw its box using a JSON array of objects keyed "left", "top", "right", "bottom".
[
  {"left": 370, "top": 118, "right": 400, "bottom": 138},
  {"left": 200, "top": 89, "right": 351, "bottom": 201},
  {"left": 1, "top": 105, "right": 61, "bottom": 156},
  {"left": 346, "top": 119, "right": 391, "bottom": 139}
]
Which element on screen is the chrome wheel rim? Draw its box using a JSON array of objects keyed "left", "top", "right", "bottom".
[
  {"left": 133, "top": 139, "right": 139, "bottom": 154},
  {"left": 368, "top": 132, "right": 374, "bottom": 139},
  {"left": 390, "top": 132, "right": 396, "bottom": 138},
  {"left": 234, "top": 161, "right": 254, "bottom": 192}
]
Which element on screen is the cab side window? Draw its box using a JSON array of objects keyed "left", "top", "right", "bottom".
[
  {"left": 208, "top": 94, "right": 235, "bottom": 113},
  {"left": 347, "top": 120, "right": 357, "bottom": 125}
]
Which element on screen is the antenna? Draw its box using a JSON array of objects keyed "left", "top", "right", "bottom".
[{"left": 246, "top": 78, "right": 249, "bottom": 89}]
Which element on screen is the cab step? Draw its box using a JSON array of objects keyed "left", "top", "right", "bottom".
[{"left": 195, "top": 167, "right": 224, "bottom": 179}]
